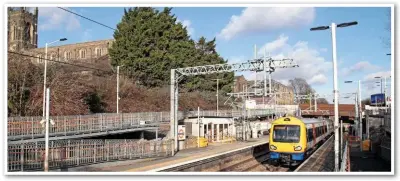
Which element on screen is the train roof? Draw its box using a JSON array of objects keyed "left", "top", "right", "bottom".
[
  {"left": 271, "top": 116, "right": 332, "bottom": 125},
  {"left": 301, "top": 118, "right": 325, "bottom": 124}
]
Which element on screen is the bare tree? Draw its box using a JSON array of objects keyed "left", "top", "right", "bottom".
[
  {"left": 362, "top": 98, "right": 371, "bottom": 106},
  {"left": 288, "top": 78, "right": 316, "bottom": 104},
  {"left": 8, "top": 53, "right": 42, "bottom": 116},
  {"left": 317, "top": 98, "right": 329, "bottom": 104}
]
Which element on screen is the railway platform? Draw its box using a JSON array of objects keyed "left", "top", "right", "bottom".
[
  {"left": 66, "top": 136, "right": 270, "bottom": 172},
  {"left": 295, "top": 136, "right": 334, "bottom": 172}
]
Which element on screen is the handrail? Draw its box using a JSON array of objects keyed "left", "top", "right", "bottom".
[{"left": 8, "top": 109, "right": 276, "bottom": 140}]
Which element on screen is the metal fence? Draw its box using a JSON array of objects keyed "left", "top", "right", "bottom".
[
  {"left": 8, "top": 109, "right": 275, "bottom": 140},
  {"left": 8, "top": 139, "right": 174, "bottom": 172},
  {"left": 8, "top": 113, "right": 160, "bottom": 140}
]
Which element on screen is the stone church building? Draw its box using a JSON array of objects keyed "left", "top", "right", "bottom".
[{"left": 8, "top": 7, "right": 113, "bottom": 64}]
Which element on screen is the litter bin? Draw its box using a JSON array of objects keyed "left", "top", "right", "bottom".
[
  {"left": 362, "top": 139, "right": 371, "bottom": 151},
  {"left": 198, "top": 137, "right": 208, "bottom": 147}
]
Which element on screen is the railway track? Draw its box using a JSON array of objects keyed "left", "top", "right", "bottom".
[
  {"left": 222, "top": 151, "right": 293, "bottom": 172},
  {"left": 157, "top": 135, "right": 333, "bottom": 172},
  {"left": 211, "top": 136, "right": 335, "bottom": 172}
]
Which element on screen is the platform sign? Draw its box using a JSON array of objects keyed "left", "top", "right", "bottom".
[
  {"left": 178, "top": 125, "right": 186, "bottom": 140},
  {"left": 371, "top": 93, "right": 386, "bottom": 106}
]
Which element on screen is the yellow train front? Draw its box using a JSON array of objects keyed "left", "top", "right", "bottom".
[{"left": 268, "top": 116, "right": 333, "bottom": 165}]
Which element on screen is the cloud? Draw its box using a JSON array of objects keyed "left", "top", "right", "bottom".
[
  {"left": 249, "top": 34, "right": 331, "bottom": 86},
  {"left": 341, "top": 61, "right": 381, "bottom": 76},
  {"left": 218, "top": 7, "right": 315, "bottom": 40},
  {"left": 177, "top": 19, "right": 194, "bottom": 36},
  {"left": 258, "top": 34, "right": 289, "bottom": 55},
  {"left": 363, "top": 71, "right": 391, "bottom": 81},
  {"left": 309, "top": 74, "right": 328, "bottom": 85},
  {"left": 39, "top": 7, "right": 80, "bottom": 31}
]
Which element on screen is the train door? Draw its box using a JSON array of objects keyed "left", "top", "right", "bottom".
[{"left": 312, "top": 123, "right": 316, "bottom": 147}]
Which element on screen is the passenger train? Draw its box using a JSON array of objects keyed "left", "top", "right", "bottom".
[{"left": 269, "top": 116, "right": 334, "bottom": 165}]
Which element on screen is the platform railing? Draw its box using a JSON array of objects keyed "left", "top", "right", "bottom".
[
  {"left": 7, "top": 113, "right": 160, "bottom": 140},
  {"left": 340, "top": 141, "right": 350, "bottom": 172},
  {"left": 8, "top": 139, "right": 174, "bottom": 172},
  {"left": 8, "top": 109, "right": 275, "bottom": 140}
]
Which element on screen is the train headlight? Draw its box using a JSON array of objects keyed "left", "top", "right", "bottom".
[
  {"left": 294, "top": 146, "right": 302, "bottom": 151},
  {"left": 270, "top": 145, "right": 277, "bottom": 150}
]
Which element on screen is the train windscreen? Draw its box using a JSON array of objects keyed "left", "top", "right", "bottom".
[{"left": 273, "top": 125, "right": 300, "bottom": 143}]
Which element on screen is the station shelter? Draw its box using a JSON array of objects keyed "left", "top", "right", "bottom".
[{"left": 183, "top": 117, "right": 235, "bottom": 143}]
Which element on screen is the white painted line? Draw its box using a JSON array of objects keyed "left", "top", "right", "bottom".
[{"left": 147, "top": 140, "right": 269, "bottom": 172}]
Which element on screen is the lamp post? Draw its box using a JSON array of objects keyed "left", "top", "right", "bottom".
[
  {"left": 345, "top": 80, "right": 363, "bottom": 149},
  {"left": 117, "top": 65, "right": 124, "bottom": 114},
  {"left": 212, "top": 78, "right": 221, "bottom": 116},
  {"left": 42, "top": 38, "right": 67, "bottom": 118},
  {"left": 311, "top": 21, "right": 358, "bottom": 172},
  {"left": 374, "top": 76, "right": 390, "bottom": 96}
]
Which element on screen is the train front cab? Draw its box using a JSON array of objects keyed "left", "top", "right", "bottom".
[{"left": 269, "top": 117, "right": 307, "bottom": 165}]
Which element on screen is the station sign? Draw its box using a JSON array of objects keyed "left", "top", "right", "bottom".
[
  {"left": 371, "top": 93, "right": 386, "bottom": 106},
  {"left": 178, "top": 125, "right": 186, "bottom": 140}
]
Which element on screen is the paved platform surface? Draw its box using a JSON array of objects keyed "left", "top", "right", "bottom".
[
  {"left": 67, "top": 136, "right": 269, "bottom": 172},
  {"left": 296, "top": 136, "right": 334, "bottom": 172}
]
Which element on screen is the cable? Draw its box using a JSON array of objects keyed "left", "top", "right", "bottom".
[
  {"left": 57, "top": 7, "right": 117, "bottom": 31},
  {"left": 8, "top": 51, "right": 113, "bottom": 73}
]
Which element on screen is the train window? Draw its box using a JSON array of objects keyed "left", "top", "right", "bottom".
[
  {"left": 318, "top": 127, "right": 321, "bottom": 136},
  {"left": 273, "top": 125, "right": 300, "bottom": 143},
  {"left": 307, "top": 128, "right": 313, "bottom": 142}
]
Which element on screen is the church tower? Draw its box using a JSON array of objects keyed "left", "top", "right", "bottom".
[{"left": 8, "top": 7, "right": 38, "bottom": 51}]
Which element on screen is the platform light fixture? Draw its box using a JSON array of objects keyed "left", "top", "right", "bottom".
[{"left": 310, "top": 21, "right": 358, "bottom": 172}]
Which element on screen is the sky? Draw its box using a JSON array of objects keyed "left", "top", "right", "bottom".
[{"left": 34, "top": 6, "right": 392, "bottom": 104}]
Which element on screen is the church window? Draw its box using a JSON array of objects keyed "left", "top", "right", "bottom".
[
  {"left": 80, "top": 49, "right": 86, "bottom": 59},
  {"left": 96, "top": 48, "right": 102, "bottom": 57}
]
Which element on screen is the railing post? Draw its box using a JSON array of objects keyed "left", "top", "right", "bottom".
[
  {"left": 77, "top": 140, "right": 80, "bottom": 166},
  {"left": 67, "top": 140, "right": 70, "bottom": 165},
  {"left": 94, "top": 142, "right": 97, "bottom": 163},
  {"left": 120, "top": 113, "right": 123, "bottom": 129},
  {"left": 64, "top": 116, "right": 67, "bottom": 136},
  {"left": 31, "top": 118, "right": 34, "bottom": 139},
  {"left": 124, "top": 139, "right": 127, "bottom": 159},
  {"left": 21, "top": 144, "right": 24, "bottom": 171},
  {"left": 130, "top": 113, "right": 133, "bottom": 127},
  {"left": 78, "top": 115, "right": 81, "bottom": 134},
  {"left": 141, "top": 141, "right": 144, "bottom": 158},
  {"left": 35, "top": 142, "right": 38, "bottom": 165},
  {"left": 129, "top": 140, "right": 132, "bottom": 159},
  {"left": 107, "top": 141, "right": 110, "bottom": 161}
]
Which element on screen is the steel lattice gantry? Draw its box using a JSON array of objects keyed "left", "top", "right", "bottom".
[{"left": 170, "top": 58, "right": 299, "bottom": 153}]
